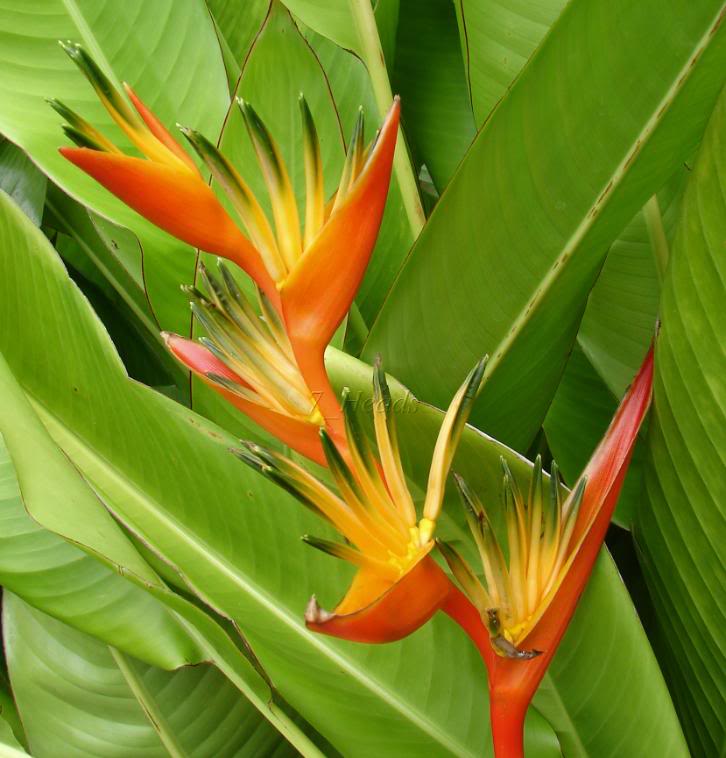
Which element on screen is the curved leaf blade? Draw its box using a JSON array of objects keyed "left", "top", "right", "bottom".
[
  {"left": 4, "top": 593, "right": 293, "bottom": 758},
  {"left": 0, "top": 166, "right": 559, "bottom": 756},
  {"left": 635, "top": 87, "right": 726, "bottom": 756},
  {"left": 364, "top": 0, "right": 726, "bottom": 452}
]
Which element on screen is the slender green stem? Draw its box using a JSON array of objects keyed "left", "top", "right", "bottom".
[
  {"left": 348, "top": 0, "right": 426, "bottom": 238},
  {"left": 643, "top": 195, "right": 669, "bottom": 283},
  {"left": 109, "top": 647, "right": 189, "bottom": 758}
]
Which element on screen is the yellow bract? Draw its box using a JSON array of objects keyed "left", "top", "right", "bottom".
[
  {"left": 441, "top": 458, "right": 586, "bottom": 651},
  {"left": 188, "top": 261, "right": 322, "bottom": 424},
  {"left": 235, "top": 358, "right": 487, "bottom": 584}
]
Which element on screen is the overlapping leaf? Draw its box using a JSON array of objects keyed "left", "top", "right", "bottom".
[
  {"left": 0, "top": 0, "right": 230, "bottom": 334},
  {"left": 4, "top": 593, "right": 293, "bottom": 758},
  {"left": 365, "top": 0, "right": 726, "bottom": 453},
  {"left": 0, "top": 431, "right": 200, "bottom": 669},
  {"left": 635, "top": 87, "right": 726, "bottom": 757},
  {"left": 0, "top": 190, "right": 562, "bottom": 756}
]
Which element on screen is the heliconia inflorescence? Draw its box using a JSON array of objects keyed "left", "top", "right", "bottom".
[
  {"left": 233, "top": 357, "right": 487, "bottom": 643},
  {"left": 53, "top": 41, "right": 399, "bottom": 459},
  {"left": 53, "top": 42, "right": 657, "bottom": 758}
]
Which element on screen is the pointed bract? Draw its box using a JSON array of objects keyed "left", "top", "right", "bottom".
[
  {"left": 280, "top": 98, "right": 400, "bottom": 353},
  {"left": 59, "top": 148, "right": 278, "bottom": 303},
  {"left": 163, "top": 333, "right": 324, "bottom": 464},
  {"left": 305, "top": 556, "right": 451, "bottom": 644}
]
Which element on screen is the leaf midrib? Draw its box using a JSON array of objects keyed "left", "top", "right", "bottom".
[{"left": 463, "top": 6, "right": 724, "bottom": 386}]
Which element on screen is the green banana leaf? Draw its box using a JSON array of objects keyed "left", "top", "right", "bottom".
[
  {"left": 364, "top": 0, "right": 726, "bottom": 454},
  {"left": 578, "top": 167, "right": 688, "bottom": 398},
  {"left": 634, "top": 87, "right": 726, "bottom": 757},
  {"left": 0, "top": 190, "right": 687, "bottom": 755},
  {"left": 0, "top": 348, "right": 322, "bottom": 756},
  {"left": 206, "top": 0, "right": 270, "bottom": 67},
  {"left": 0, "top": 430, "right": 204, "bottom": 669},
  {"left": 454, "top": 0, "right": 568, "bottom": 125},
  {"left": 3, "top": 593, "right": 294, "bottom": 758}
]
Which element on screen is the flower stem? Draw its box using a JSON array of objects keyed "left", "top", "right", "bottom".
[
  {"left": 489, "top": 690, "right": 527, "bottom": 758},
  {"left": 441, "top": 587, "right": 527, "bottom": 758},
  {"left": 348, "top": 0, "right": 426, "bottom": 238}
]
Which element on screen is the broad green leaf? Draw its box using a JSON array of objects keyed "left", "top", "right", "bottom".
[
  {"left": 44, "top": 185, "right": 159, "bottom": 344},
  {"left": 278, "top": 0, "right": 366, "bottom": 55},
  {"left": 0, "top": 158, "right": 565, "bottom": 756},
  {"left": 4, "top": 593, "right": 293, "bottom": 758},
  {"left": 634, "top": 87, "right": 726, "bottom": 757},
  {"left": 0, "top": 429, "right": 201, "bottom": 669},
  {"left": 43, "top": 186, "right": 188, "bottom": 400},
  {"left": 0, "top": 0, "right": 231, "bottom": 334},
  {"left": 0, "top": 141, "right": 46, "bottom": 226},
  {"left": 454, "top": 0, "right": 567, "bottom": 125},
  {"left": 364, "top": 0, "right": 726, "bottom": 453},
  {"left": 0, "top": 322, "right": 322, "bottom": 756},
  {"left": 578, "top": 168, "right": 688, "bottom": 398},
  {"left": 392, "top": 0, "right": 475, "bottom": 191}
]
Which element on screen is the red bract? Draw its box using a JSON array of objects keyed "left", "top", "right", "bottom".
[{"left": 440, "top": 347, "right": 654, "bottom": 757}]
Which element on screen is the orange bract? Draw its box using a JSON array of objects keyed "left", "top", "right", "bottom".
[
  {"left": 234, "top": 358, "right": 487, "bottom": 642},
  {"left": 441, "top": 347, "right": 654, "bottom": 757},
  {"left": 54, "top": 44, "right": 400, "bottom": 450}
]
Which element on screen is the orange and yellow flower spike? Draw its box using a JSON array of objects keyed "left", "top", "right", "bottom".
[
  {"left": 53, "top": 42, "right": 276, "bottom": 302},
  {"left": 163, "top": 260, "right": 328, "bottom": 464},
  {"left": 181, "top": 96, "right": 400, "bottom": 438},
  {"left": 55, "top": 45, "right": 399, "bottom": 447},
  {"left": 438, "top": 346, "right": 654, "bottom": 758},
  {"left": 233, "top": 357, "right": 487, "bottom": 643}
]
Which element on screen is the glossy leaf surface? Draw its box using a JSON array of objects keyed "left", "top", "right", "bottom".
[
  {"left": 0, "top": 189, "right": 558, "bottom": 756},
  {"left": 0, "top": 0, "right": 230, "bottom": 334},
  {"left": 4, "top": 593, "right": 292, "bottom": 758},
  {"left": 635, "top": 87, "right": 726, "bottom": 757},
  {"left": 365, "top": 0, "right": 725, "bottom": 453}
]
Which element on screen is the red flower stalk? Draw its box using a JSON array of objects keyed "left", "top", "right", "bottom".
[
  {"left": 438, "top": 347, "right": 654, "bottom": 757},
  {"left": 53, "top": 42, "right": 398, "bottom": 460}
]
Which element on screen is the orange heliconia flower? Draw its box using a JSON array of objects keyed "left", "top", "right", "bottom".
[
  {"left": 234, "top": 358, "right": 487, "bottom": 642},
  {"left": 54, "top": 42, "right": 398, "bottom": 459},
  {"left": 439, "top": 347, "right": 654, "bottom": 757}
]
